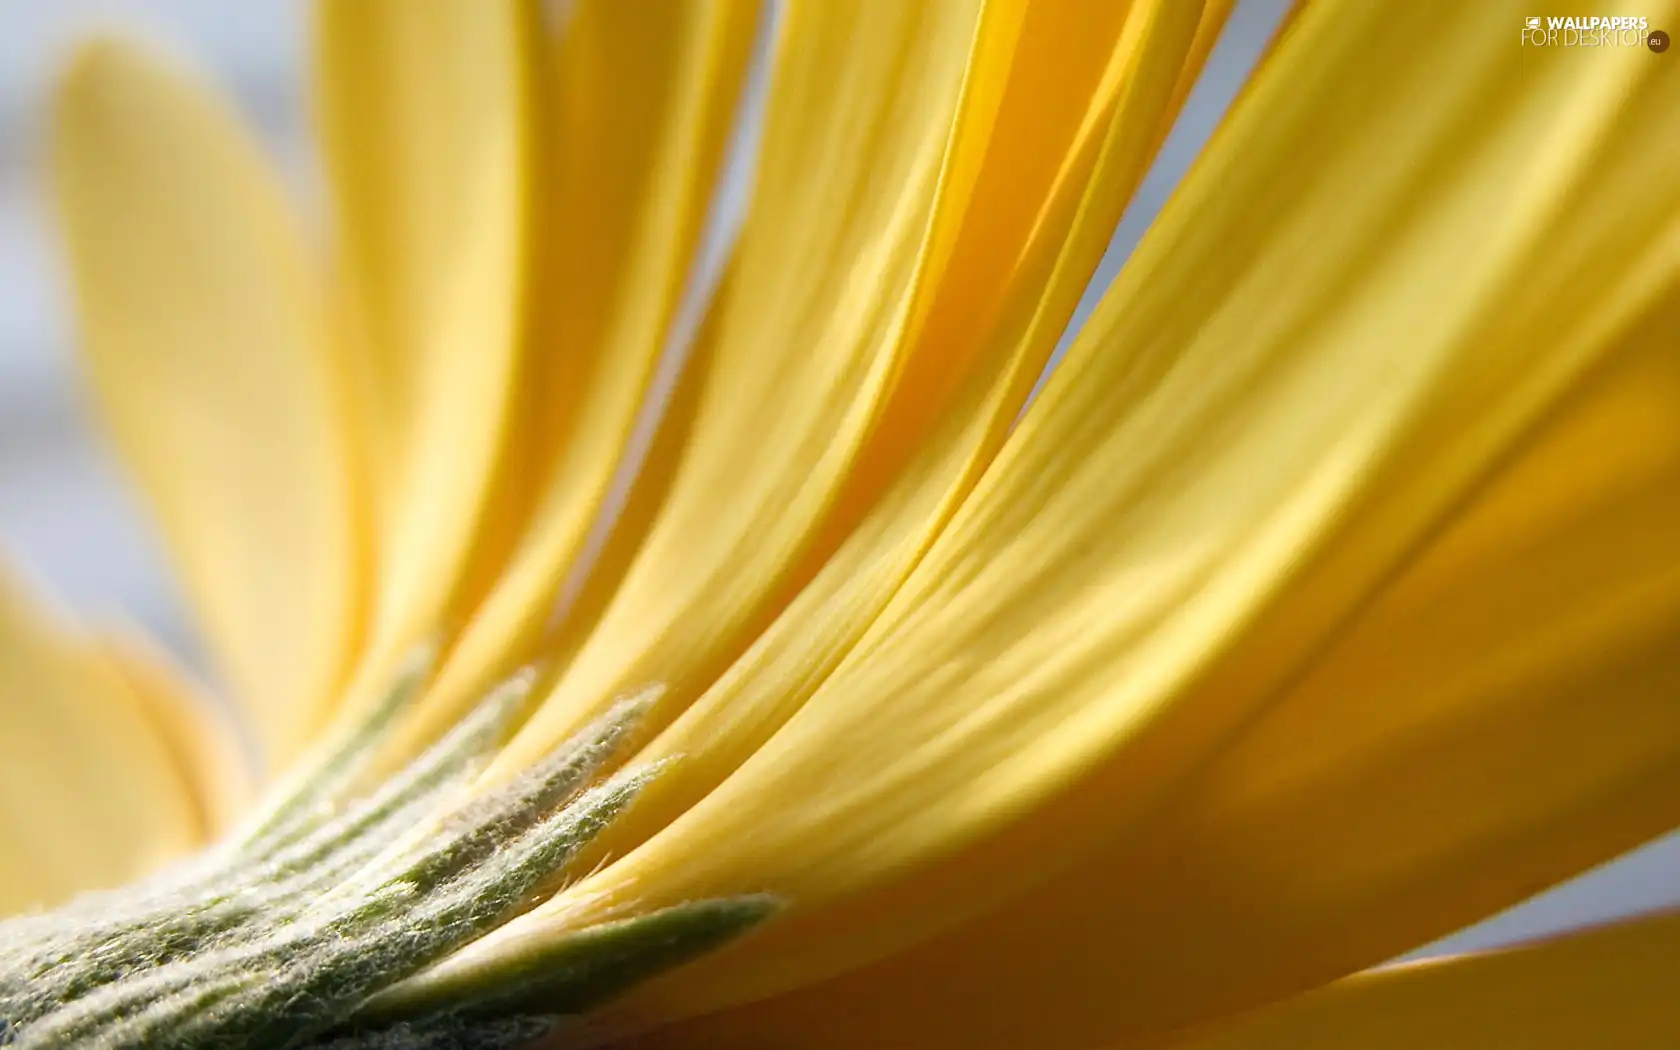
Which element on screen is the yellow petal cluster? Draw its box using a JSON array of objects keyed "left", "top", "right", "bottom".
[{"left": 6, "top": 0, "right": 1676, "bottom": 1045}]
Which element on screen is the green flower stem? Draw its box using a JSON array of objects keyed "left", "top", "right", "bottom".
[{"left": 0, "top": 677, "right": 775, "bottom": 1050}]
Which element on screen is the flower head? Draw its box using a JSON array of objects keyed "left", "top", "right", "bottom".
[{"left": 3, "top": 0, "right": 1678, "bottom": 1047}]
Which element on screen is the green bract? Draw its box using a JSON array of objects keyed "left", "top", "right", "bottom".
[{"left": 0, "top": 678, "right": 772, "bottom": 1049}]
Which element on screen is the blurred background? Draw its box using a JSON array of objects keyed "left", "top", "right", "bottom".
[
  {"left": 0, "top": 0, "right": 311, "bottom": 663},
  {"left": 0, "top": 0, "right": 1675, "bottom": 960}
]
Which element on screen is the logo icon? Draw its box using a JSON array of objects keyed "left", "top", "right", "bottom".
[
  {"left": 1650, "top": 28, "right": 1671, "bottom": 50},
  {"left": 1526, "top": 16, "right": 1542, "bottom": 28}
]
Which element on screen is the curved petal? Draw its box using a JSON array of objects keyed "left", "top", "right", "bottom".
[
  {"left": 573, "top": 0, "right": 1228, "bottom": 872},
  {"left": 458, "top": 0, "right": 1680, "bottom": 1030},
  {"left": 490, "top": 0, "right": 1220, "bottom": 783},
  {"left": 51, "top": 38, "right": 363, "bottom": 764},
  {"left": 631, "top": 296, "right": 1680, "bottom": 1050},
  {"left": 101, "top": 623, "right": 256, "bottom": 835},
  {"left": 395, "top": 0, "right": 761, "bottom": 750},
  {"left": 483, "top": 0, "right": 991, "bottom": 778},
  {"left": 0, "top": 560, "right": 204, "bottom": 915},
  {"left": 1169, "top": 909, "right": 1680, "bottom": 1049},
  {"left": 401, "top": 0, "right": 1221, "bottom": 1004},
  {"left": 313, "top": 0, "right": 538, "bottom": 709}
]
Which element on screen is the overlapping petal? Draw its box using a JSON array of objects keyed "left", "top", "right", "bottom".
[
  {"left": 633, "top": 290, "right": 1680, "bottom": 1050},
  {"left": 24, "top": 0, "right": 1680, "bottom": 1045},
  {"left": 51, "top": 39, "right": 363, "bottom": 763},
  {"left": 314, "top": 0, "right": 538, "bottom": 715},
  {"left": 487, "top": 0, "right": 999, "bottom": 777},
  {"left": 416, "top": 0, "right": 1680, "bottom": 1037},
  {"left": 574, "top": 0, "right": 1231, "bottom": 874},
  {"left": 1170, "top": 909, "right": 1680, "bottom": 1049},
  {"left": 397, "top": 0, "right": 761, "bottom": 751},
  {"left": 487, "top": 0, "right": 1229, "bottom": 785},
  {"left": 394, "top": 0, "right": 1229, "bottom": 1004},
  {"left": 0, "top": 561, "right": 206, "bottom": 913},
  {"left": 100, "top": 623, "right": 256, "bottom": 835}
]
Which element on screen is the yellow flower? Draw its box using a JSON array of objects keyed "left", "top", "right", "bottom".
[{"left": 3, "top": 0, "right": 1678, "bottom": 1047}]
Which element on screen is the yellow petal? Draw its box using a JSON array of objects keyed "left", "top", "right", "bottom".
[
  {"left": 482, "top": 0, "right": 987, "bottom": 778},
  {"left": 101, "top": 624, "right": 256, "bottom": 835},
  {"left": 314, "top": 0, "right": 537, "bottom": 705},
  {"left": 401, "top": 0, "right": 1222, "bottom": 1006},
  {"left": 51, "top": 38, "right": 363, "bottom": 764},
  {"left": 0, "top": 559, "right": 203, "bottom": 915},
  {"left": 1169, "top": 909, "right": 1680, "bottom": 1049},
  {"left": 570, "top": 0, "right": 1225, "bottom": 872},
  {"left": 489, "top": 0, "right": 1217, "bottom": 783},
  {"left": 395, "top": 0, "right": 761, "bottom": 751},
  {"left": 632, "top": 296, "right": 1680, "bottom": 1050},
  {"left": 463, "top": 0, "right": 1679, "bottom": 1026},
  {"left": 1027, "top": 303, "right": 1680, "bottom": 1037}
]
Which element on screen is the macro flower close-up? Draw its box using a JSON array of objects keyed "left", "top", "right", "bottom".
[{"left": 1, "top": 0, "right": 1678, "bottom": 1047}]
